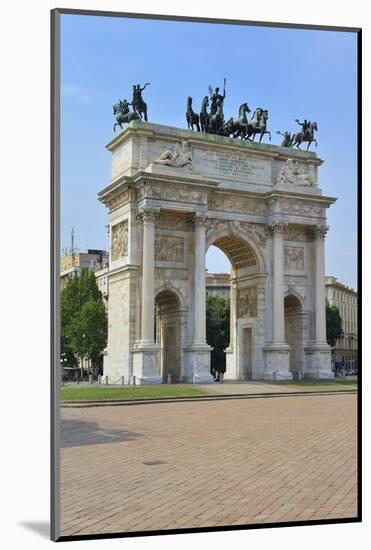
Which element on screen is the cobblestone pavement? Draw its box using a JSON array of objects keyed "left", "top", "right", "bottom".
[{"left": 60, "top": 394, "right": 357, "bottom": 536}]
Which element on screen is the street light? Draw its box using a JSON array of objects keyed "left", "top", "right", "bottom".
[{"left": 60, "top": 354, "right": 67, "bottom": 385}]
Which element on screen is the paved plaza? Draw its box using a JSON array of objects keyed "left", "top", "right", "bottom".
[{"left": 60, "top": 394, "right": 357, "bottom": 536}]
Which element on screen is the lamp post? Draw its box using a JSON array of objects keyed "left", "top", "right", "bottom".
[
  {"left": 60, "top": 354, "right": 67, "bottom": 385},
  {"left": 80, "top": 333, "right": 86, "bottom": 381}
]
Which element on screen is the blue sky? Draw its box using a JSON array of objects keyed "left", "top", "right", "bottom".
[{"left": 60, "top": 14, "right": 358, "bottom": 288}]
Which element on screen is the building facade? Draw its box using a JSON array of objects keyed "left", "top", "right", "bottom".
[
  {"left": 60, "top": 249, "right": 109, "bottom": 291},
  {"left": 98, "top": 121, "right": 336, "bottom": 384},
  {"left": 206, "top": 272, "right": 231, "bottom": 299},
  {"left": 325, "top": 276, "right": 358, "bottom": 370}
]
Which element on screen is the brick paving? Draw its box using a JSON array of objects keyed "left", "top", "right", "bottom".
[{"left": 60, "top": 394, "right": 357, "bottom": 536}]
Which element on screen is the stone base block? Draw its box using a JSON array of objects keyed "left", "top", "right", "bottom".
[
  {"left": 263, "top": 343, "right": 293, "bottom": 380},
  {"left": 132, "top": 344, "right": 161, "bottom": 385},
  {"left": 184, "top": 344, "right": 214, "bottom": 384},
  {"left": 304, "top": 343, "right": 334, "bottom": 379},
  {"left": 224, "top": 348, "right": 237, "bottom": 380}
]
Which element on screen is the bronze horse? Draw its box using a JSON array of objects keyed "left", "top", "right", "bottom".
[
  {"left": 131, "top": 83, "right": 150, "bottom": 122},
  {"left": 200, "top": 96, "right": 210, "bottom": 133},
  {"left": 244, "top": 109, "right": 271, "bottom": 142},
  {"left": 290, "top": 121, "right": 318, "bottom": 150},
  {"left": 224, "top": 103, "right": 251, "bottom": 139},
  {"left": 113, "top": 102, "right": 140, "bottom": 132},
  {"left": 186, "top": 97, "right": 200, "bottom": 131}
]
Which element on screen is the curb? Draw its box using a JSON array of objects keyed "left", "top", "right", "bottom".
[{"left": 60, "top": 390, "right": 357, "bottom": 408}]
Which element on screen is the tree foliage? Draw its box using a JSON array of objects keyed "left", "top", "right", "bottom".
[
  {"left": 326, "top": 301, "right": 343, "bottom": 347},
  {"left": 206, "top": 294, "right": 230, "bottom": 374},
  {"left": 61, "top": 268, "right": 107, "bottom": 369}
]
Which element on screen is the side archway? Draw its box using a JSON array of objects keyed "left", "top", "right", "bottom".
[
  {"left": 155, "top": 289, "right": 182, "bottom": 383},
  {"left": 284, "top": 294, "right": 305, "bottom": 379}
]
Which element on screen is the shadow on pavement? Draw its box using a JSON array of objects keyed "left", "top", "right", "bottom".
[
  {"left": 19, "top": 521, "right": 50, "bottom": 539},
  {"left": 61, "top": 419, "right": 142, "bottom": 448}
]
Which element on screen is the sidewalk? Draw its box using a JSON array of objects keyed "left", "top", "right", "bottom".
[
  {"left": 198, "top": 379, "right": 357, "bottom": 395},
  {"left": 60, "top": 379, "right": 357, "bottom": 408}
]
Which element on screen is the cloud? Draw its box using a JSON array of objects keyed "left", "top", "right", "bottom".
[{"left": 61, "top": 83, "right": 101, "bottom": 104}]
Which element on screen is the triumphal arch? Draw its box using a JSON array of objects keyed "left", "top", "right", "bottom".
[{"left": 98, "top": 121, "right": 336, "bottom": 384}]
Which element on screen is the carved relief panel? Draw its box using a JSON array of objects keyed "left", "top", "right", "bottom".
[
  {"left": 284, "top": 246, "right": 304, "bottom": 270},
  {"left": 155, "top": 235, "right": 185, "bottom": 263},
  {"left": 209, "top": 193, "right": 267, "bottom": 215},
  {"left": 284, "top": 225, "right": 308, "bottom": 242},
  {"left": 111, "top": 219, "right": 129, "bottom": 261},
  {"left": 156, "top": 211, "right": 189, "bottom": 231},
  {"left": 237, "top": 287, "right": 257, "bottom": 318},
  {"left": 108, "top": 189, "right": 130, "bottom": 212}
]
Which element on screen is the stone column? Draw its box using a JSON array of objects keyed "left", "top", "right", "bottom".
[
  {"left": 225, "top": 278, "right": 237, "bottom": 380},
  {"left": 271, "top": 222, "right": 286, "bottom": 344},
  {"left": 193, "top": 213, "right": 207, "bottom": 345},
  {"left": 304, "top": 225, "right": 333, "bottom": 378},
  {"left": 263, "top": 222, "right": 292, "bottom": 380},
  {"left": 131, "top": 207, "right": 161, "bottom": 384},
  {"left": 314, "top": 225, "right": 328, "bottom": 344},
  {"left": 140, "top": 208, "right": 158, "bottom": 344},
  {"left": 184, "top": 212, "right": 213, "bottom": 383}
]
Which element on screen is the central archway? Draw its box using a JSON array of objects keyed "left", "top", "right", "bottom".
[{"left": 206, "top": 230, "right": 265, "bottom": 381}]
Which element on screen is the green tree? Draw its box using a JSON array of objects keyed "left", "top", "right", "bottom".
[
  {"left": 206, "top": 294, "right": 230, "bottom": 376},
  {"left": 326, "top": 301, "right": 343, "bottom": 347},
  {"left": 61, "top": 268, "right": 107, "bottom": 378}
]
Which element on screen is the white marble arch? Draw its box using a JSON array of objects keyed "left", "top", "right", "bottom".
[
  {"left": 99, "top": 121, "right": 336, "bottom": 383},
  {"left": 205, "top": 226, "right": 266, "bottom": 275},
  {"left": 155, "top": 282, "right": 186, "bottom": 310}
]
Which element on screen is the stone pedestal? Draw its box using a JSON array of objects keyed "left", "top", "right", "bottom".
[
  {"left": 304, "top": 343, "right": 334, "bottom": 378},
  {"left": 132, "top": 344, "right": 161, "bottom": 384},
  {"left": 224, "top": 347, "right": 237, "bottom": 380},
  {"left": 184, "top": 345, "right": 214, "bottom": 384},
  {"left": 263, "top": 344, "right": 293, "bottom": 380}
]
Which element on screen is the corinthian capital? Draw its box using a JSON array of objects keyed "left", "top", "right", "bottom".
[
  {"left": 266, "top": 221, "right": 288, "bottom": 235},
  {"left": 306, "top": 224, "right": 329, "bottom": 240},
  {"left": 136, "top": 207, "right": 160, "bottom": 224},
  {"left": 314, "top": 225, "right": 329, "bottom": 239},
  {"left": 191, "top": 212, "right": 208, "bottom": 227}
]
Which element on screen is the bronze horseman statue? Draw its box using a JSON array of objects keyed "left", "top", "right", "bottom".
[
  {"left": 290, "top": 119, "right": 318, "bottom": 150},
  {"left": 113, "top": 82, "right": 150, "bottom": 132},
  {"left": 111, "top": 80, "right": 319, "bottom": 150},
  {"left": 113, "top": 99, "right": 140, "bottom": 132},
  {"left": 131, "top": 83, "right": 150, "bottom": 122}
]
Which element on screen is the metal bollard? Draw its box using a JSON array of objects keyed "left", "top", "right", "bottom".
[
  {"left": 121, "top": 376, "right": 125, "bottom": 385},
  {"left": 89, "top": 374, "right": 93, "bottom": 384},
  {"left": 105, "top": 375, "right": 109, "bottom": 385},
  {"left": 220, "top": 372, "right": 224, "bottom": 383},
  {"left": 167, "top": 373, "right": 172, "bottom": 385},
  {"left": 132, "top": 375, "right": 136, "bottom": 386},
  {"left": 98, "top": 375, "right": 101, "bottom": 385}
]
